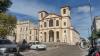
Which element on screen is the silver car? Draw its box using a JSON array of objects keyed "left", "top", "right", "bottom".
[{"left": 30, "top": 41, "right": 47, "bottom": 50}]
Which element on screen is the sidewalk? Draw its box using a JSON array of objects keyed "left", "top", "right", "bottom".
[
  {"left": 43, "top": 42, "right": 68, "bottom": 48},
  {"left": 79, "top": 48, "right": 88, "bottom": 56}
]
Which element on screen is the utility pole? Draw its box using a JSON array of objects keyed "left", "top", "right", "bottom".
[{"left": 88, "top": 0, "right": 94, "bottom": 47}]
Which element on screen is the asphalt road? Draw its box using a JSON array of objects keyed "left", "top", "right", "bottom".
[{"left": 21, "top": 45, "right": 87, "bottom": 56}]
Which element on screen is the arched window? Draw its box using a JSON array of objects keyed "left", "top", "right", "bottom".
[
  {"left": 44, "top": 22, "right": 46, "bottom": 27},
  {"left": 29, "top": 36, "right": 31, "bottom": 40},
  {"left": 64, "top": 30, "right": 66, "bottom": 33},
  {"left": 40, "top": 25, "right": 42, "bottom": 28},
  {"left": 30, "top": 31, "right": 31, "bottom": 34},
  {"left": 64, "top": 22, "right": 66, "bottom": 26},
  {"left": 49, "top": 19, "right": 53, "bottom": 27},
  {"left": 20, "top": 28, "right": 22, "bottom": 32},
  {"left": 63, "top": 9, "right": 66, "bottom": 14},
  {"left": 56, "top": 20, "right": 59, "bottom": 26}
]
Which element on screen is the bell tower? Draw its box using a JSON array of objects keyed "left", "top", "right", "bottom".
[
  {"left": 38, "top": 11, "right": 48, "bottom": 20},
  {"left": 60, "top": 6, "right": 72, "bottom": 44},
  {"left": 60, "top": 6, "right": 70, "bottom": 17}
]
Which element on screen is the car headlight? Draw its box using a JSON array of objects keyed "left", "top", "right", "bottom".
[{"left": 0, "top": 48, "right": 7, "bottom": 53}]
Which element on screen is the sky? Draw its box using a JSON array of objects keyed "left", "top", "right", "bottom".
[{"left": 8, "top": 0, "right": 100, "bottom": 38}]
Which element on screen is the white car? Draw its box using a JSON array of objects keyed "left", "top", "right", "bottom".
[{"left": 30, "top": 41, "right": 47, "bottom": 50}]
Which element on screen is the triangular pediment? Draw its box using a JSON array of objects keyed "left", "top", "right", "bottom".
[{"left": 45, "top": 13, "right": 61, "bottom": 18}]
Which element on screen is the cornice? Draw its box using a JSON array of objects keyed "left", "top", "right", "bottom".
[{"left": 39, "top": 27, "right": 72, "bottom": 30}]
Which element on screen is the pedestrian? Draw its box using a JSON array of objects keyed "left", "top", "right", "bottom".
[{"left": 22, "top": 39, "right": 27, "bottom": 44}]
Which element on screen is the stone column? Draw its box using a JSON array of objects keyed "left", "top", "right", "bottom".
[
  {"left": 46, "top": 30, "right": 49, "bottom": 42},
  {"left": 67, "top": 29, "right": 70, "bottom": 44}
]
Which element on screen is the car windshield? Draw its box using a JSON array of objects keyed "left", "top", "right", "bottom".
[
  {"left": 36, "top": 42, "right": 40, "bottom": 44},
  {"left": 31, "top": 42, "right": 35, "bottom": 45},
  {"left": 0, "top": 40, "right": 12, "bottom": 44}
]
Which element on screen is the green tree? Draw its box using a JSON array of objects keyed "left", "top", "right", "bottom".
[
  {"left": 0, "top": 13, "right": 16, "bottom": 38},
  {"left": 91, "top": 30, "right": 100, "bottom": 39},
  {"left": 0, "top": 27, "right": 8, "bottom": 38},
  {"left": 96, "top": 30, "right": 100, "bottom": 37},
  {"left": 0, "top": 0, "right": 16, "bottom": 38},
  {"left": 0, "top": 0, "right": 12, "bottom": 12}
]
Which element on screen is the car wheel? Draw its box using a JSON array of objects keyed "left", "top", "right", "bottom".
[
  {"left": 36, "top": 47, "right": 39, "bottom": 50},
  {"left": 3, "top": 53, "right": 9, "bottom": 56},
  {"left": 44, "top": 48, "right": 46, "bottom": 50}
]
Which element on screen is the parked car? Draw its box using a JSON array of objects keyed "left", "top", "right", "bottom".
[
  {"left": 0, "top": 39, "right": 17, "bottom": 56},
  {"left": 28, "top": 42, "right": 34, "bottom": 47},
  {"left": 30, "top": 41, "right": 47, "bottom": 50}
]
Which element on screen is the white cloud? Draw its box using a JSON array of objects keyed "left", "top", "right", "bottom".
[
  {"left": 9, "top": 0, "right": 57, "bottom": 18},
  {"left": 77, "top": 5, "right": 93, "bottom": 13}
]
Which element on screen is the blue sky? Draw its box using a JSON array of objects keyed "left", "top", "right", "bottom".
[{"left": 8, "top": 0, "right": 100, "bottom": 38}]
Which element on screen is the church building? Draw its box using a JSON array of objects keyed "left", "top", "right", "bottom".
[{"left": 38, "top": 6, "right": 80, "bottom": 45}]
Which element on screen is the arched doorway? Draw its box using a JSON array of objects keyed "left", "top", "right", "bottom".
[{"left": 49, "top": 30, "right": 54, "bottom": 42}]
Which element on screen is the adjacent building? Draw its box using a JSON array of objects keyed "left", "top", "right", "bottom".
[
  {"left": 38, "top": 6, "right": 80, "bottom": 45},
  {"left": 92, "top": 16, "right": 100, "bottom": 32},
  {"left": 16, "top": 20, "right": 38, "bottom": 43}
]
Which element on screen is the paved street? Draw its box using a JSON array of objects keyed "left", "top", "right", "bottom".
[{"left": 21, "top": 45, "right": 88, "bottom": 56}]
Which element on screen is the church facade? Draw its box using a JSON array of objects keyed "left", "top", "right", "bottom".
[
  {"left": 38, "top": 6, "right": 80, "bottom": 45},
  {"left": 10, "top": 6, "right": 80, "bottom": 45}
]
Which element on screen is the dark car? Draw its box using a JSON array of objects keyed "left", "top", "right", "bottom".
[{"left": 0, "top": 39, "right": 18, "bottom": 56}]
